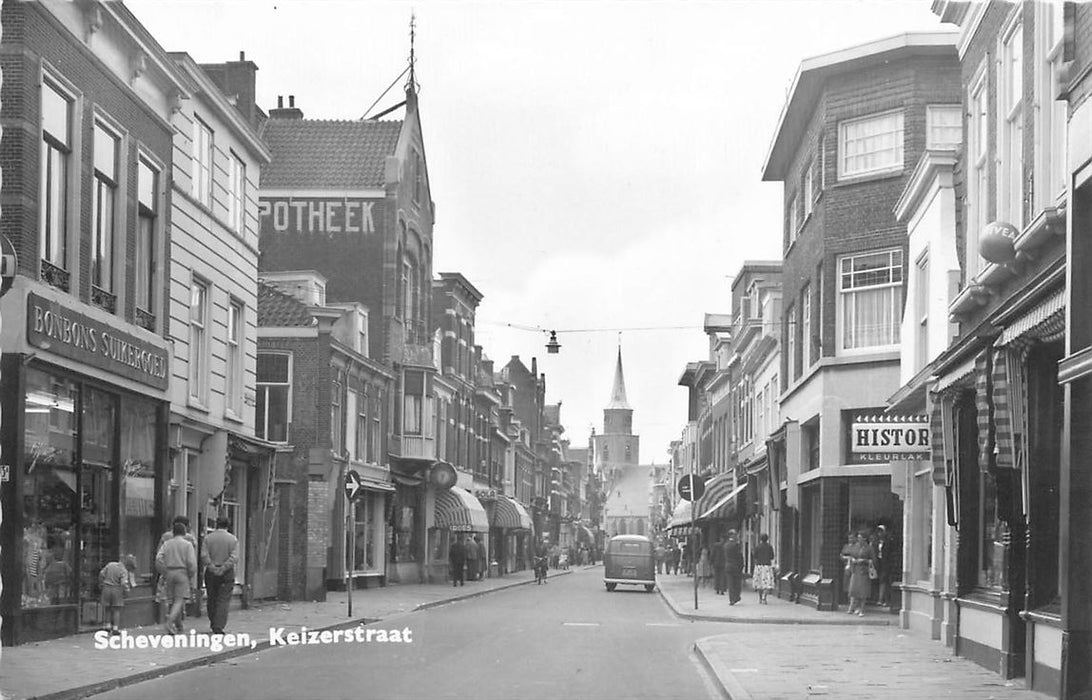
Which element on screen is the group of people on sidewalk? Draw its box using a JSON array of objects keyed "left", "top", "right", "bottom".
[
  {"left": 686, "top": 531, "right": 776, "bottom": 605},
  {"left": 447, "top": 533, "right": 488, "bottom": 587},
  {"left": 840, "top": 524, "right": 897, "bottom": 616},
  {"left": 98, "top": 515, "right": 239, "bottom": 637}
]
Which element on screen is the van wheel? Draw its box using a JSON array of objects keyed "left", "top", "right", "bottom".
[
  {"left": 645, "top": 584, "right": 655, "bottom": 592},
  {"left": 605, "top": 583, "right": 617, "bottom": 592}
]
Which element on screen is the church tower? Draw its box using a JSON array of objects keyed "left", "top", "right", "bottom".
[{"left": 593, "top": 348, "right": 647, "bottom": 536}]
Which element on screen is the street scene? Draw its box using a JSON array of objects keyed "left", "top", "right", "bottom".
[{"left": 0, "top": 1, "right": 1091, "bottom": 699}]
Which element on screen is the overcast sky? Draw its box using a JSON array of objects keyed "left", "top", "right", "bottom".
[{"left": 128, "top": 0, "right": 949, "bottom": 463}]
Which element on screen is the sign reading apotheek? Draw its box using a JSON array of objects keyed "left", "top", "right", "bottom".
[
  {"left": 27, "top": 293, "right": 169, "bottom": 390},
  {"left": 851, "top": 415, "right": 930, "bottom": 461},
  {"left": 258, "top": 197, "right": 379, "bottom": 235}
]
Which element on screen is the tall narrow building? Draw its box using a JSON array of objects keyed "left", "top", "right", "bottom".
[{"left": 593, "top": 350, "right": 648, "bottom": 536}]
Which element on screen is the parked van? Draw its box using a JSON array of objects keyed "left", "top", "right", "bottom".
[{"left": 603, "top": 535, "right": 655, "bottom": 592}]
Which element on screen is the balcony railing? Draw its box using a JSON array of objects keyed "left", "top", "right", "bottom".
[
  {"left": 396, "top": 434, "right": 436, "bottom": 461},
  {"left": 91, "top": 285, "right": 117, "bottom": 314},
  {"left": 40, "top": 259, "right": 70, "bottom": 292}
]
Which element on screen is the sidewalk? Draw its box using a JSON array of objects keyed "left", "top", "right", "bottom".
[
  {"left": 0, "top": 567, "right": 576, "bottom": 700},
  {"left": 655, "top": 573, "right": 1052, "bottom": 699}
]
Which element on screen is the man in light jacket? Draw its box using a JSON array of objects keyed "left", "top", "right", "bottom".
[{"left": 202, "top": 517, "right": 239, "bottom": 635}]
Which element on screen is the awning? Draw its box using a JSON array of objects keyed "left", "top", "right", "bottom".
[
  {"left": 667, "top": 499, "right": 694, "bottom": 529},
  {"left": 691, "top": 473, "right": 735, "bottom": 521},
  {"left": 575, "top": 523, "right": 595, "bottom": 542},
  {"left": 699, "top": 482, "right": 747, "bottom": 521},
  {"left": 434, "top": 488, "right": 489, "bottom": 532},
  {"left": 492, "top": 495, "right": 533, "bottom": 531},
  {"left": 997, "top": 288, "right": 1065, "bottom": 348},
  {"left": 934, "top": 356, "right": 976, "bottom": 394}
]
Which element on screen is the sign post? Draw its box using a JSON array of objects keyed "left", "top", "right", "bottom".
[
  {"left": 677, "top": 473, "right": 705, "bottom": 611},
  {"left": 344, "top": 470, "right": 363, "bottom": 617}
]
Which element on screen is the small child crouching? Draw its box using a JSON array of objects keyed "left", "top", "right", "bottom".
[{"left": 99, "top": 555, "right": 137, "bottom": 635}]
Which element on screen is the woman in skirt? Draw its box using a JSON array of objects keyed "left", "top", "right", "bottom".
[{"left": 751, "top": 533, "right": 776, "bottom": 604}]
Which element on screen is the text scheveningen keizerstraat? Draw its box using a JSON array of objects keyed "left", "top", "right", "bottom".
[{"left": 94, "top": 626, "right": 413, "bottom": 651}]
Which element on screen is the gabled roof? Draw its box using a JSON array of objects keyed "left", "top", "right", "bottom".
[
  {"left": 257, "top": 281, "right": 314, "bottom": 327},
  {"left": 762, "top": 31, "right": 957, "bottom": 182},
  {"left": 259, "top": 119, "right": 403, "bottom": 189}
]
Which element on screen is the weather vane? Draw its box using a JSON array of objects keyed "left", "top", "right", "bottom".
[{"left": 406, "top": 12, "right": 419, "bottom": 92}]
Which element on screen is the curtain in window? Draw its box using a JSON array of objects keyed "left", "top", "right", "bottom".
[
  {"left": 843, "top": 113, "right": 903, "bottom": 175},
  {"left": 842, "top": 286, "right": 899, "bottom": 348}
]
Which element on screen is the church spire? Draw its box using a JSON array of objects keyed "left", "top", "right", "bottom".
[{"left": 607, "top": 347, "right": 631, "bottom": 410}]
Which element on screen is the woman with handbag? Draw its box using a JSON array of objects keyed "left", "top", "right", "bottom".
[{"left": 845, "top": 531, "right": 872, "bottom": 616}]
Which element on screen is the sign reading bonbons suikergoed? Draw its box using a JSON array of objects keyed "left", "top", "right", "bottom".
[
  {"left": 27, "top": 293, "right": 170, "bottom": 390},
  {"left": 850, "top": 414, "right": 930, "bottom": 462},
  {"left": 259, "top": 197, "right": 380, "bottom": 235}
]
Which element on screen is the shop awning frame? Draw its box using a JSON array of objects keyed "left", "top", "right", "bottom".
[
  {"left": 492, "top": 495, "right": 533, "bottom": 531},
  {"left": 434, "top": 487, "right": 490, "bottom": 533},
  {"left": 698, "top": 482, "right": 747, "bottom": 521}
]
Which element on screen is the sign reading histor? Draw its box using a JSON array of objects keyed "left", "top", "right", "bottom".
[{"left": 851, "top": 415, "right": 930, "bottom": 459}]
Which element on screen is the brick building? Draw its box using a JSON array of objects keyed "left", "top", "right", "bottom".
[
  {"left": 256, "top": 275, "right": 394, "bottom": 599},
  {"left": 0, "top": 0, "right": 185, "bottom": 643},
  {"left": 257, "top": 78, "right": 443, "bottom": 586},
  {"left": 761, "top": 32, "right": 961, "bottom": 611}
]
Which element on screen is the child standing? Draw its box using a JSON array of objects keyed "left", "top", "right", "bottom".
[{"left": 99, "top": 555, "right": 137, "bottom": 635}]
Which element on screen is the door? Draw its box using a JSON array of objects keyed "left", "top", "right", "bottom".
[{"left": 78, "top": 388, "right": 117, "bottom": 630}]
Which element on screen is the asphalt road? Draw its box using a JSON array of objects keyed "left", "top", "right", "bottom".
[{"left": 94, "top": 568, "right": 726, "bottom": 700}]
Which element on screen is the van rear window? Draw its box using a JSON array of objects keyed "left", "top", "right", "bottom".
[{"left": 614, "top": 542, "right": 649, "bottom": 553}]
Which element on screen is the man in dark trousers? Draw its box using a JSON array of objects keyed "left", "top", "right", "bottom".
[
  {"left": 449, "top": 534, "right": 467, "bottom": 587},
  {"left": 724, "top": 529, "right": 744, "bottom": 605},
  {"left": 710, "top": 536, "right": 727, "bottom": 595},
  {"left": 202, "top": 517, "right": 239, "bottom": 634},
  {"left": 464, "top": 532, "right": 479, "bottom": 582}
]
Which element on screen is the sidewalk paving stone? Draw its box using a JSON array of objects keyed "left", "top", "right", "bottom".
[
  {"left": 654, "top": 572, "right": 1051, "bottom": 699},
  {"left": 0, "top": 567, "right": 579, "bottom": 700}
]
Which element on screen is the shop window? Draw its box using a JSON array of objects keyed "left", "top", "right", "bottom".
[
  {"left": 838, "top": 249, "right": 903, "bottom": 352},
  {"left": 351, "top": 493, "right": 379, "bottom": 572},
  {"left": 120, "top": 396, "right": 158, "bottom": 592},
  {"left": 392, "top": 484, "right": 417, "bottom": 563},
  {"left": 22, "top": 370, "right": 80, "bottom": 608},
  {"left": 79, "top": 388, "right": 117, "bottom": 627},
  {"left": 41, "top": 76, "right": 73, "bottom": 283},
  {"left": 256, "top": 352, "right": 291, "bottom": 442}
]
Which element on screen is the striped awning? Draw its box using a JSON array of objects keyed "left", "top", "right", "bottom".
[
  {"left": 434, "top": 488, "right": 490, "bottom": 533},
  {"left": 997, "top": 288, "right": 1065, "bottom": 349},
  {"left": 934, "top": 356, "right": 976, "bottom": 394},
  {"left": 667, "top": 499, "right": 695, "bottom": 529},
  {"left": 699, "top": 482, "right": 747, "bottom": 521},
  {"left": 691, "top": 473, "right": 735, "bottom": 522},
  {"left": 575, "top": 523, "right": 596, "bottom": 542},
  {"left": 492, "top": 495, "right": 533, "bottom": 531}
]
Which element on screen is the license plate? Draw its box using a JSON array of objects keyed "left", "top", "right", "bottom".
[{"left": 622, "top": 567, "right": 636, "bottom": 576}]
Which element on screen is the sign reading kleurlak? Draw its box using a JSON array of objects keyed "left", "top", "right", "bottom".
[
  {"left": 851, "top": 415, "right": 930, "bottom": 460},
  {"left": 27, "top": 293, "right": 169, "bottom": 390},
  {"left": 259, "top": 197, "right": 378, "bottom": 235}
]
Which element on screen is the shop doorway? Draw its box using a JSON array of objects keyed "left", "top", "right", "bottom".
[{"left": 78, "top": 388, "right": 117, "bottom": 631}]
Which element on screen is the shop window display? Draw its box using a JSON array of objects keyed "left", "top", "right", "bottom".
[
  {"left": 22, "top": 371, "right": 79, "bottom": 608},
  {"left": 79, "top": 388, "right": 117, "bottom": 627},
  {"left": 120, "top": 397, "right": 158, "bottom": 592}
]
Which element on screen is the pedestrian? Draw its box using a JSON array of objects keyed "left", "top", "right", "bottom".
[
  {"left": 464, "top": 531, "right": 480, "bottom": 581},
  {"left": 156, "top": 521, "right": 198, "bottom": 634},
  {"left": 654, "top": 541, "right": 667, "bottom": 574},
  {"left": 840, "top": 531, "right": 855, "bottom": 606},
  {"left": 156, "top": 515, "right": 197, "bottom": 626},
  {"left": 697, "top": 546, "right": 711, "bottom": 588},
  {"left": 751, "top": 533, "right": 775, "bottom": 604},
  {"left": 724, "top": 530, "right": 744, "bottom": 605},
  {"left": 202, "top": 516, "right": 239, "bottom": 634},
  {"left": 844, "top": 530, "right": 872, "bottom": 616},
  {"left": 475, "top": 535, "right": 488, "bottom": 580},
  {"left": 710, "top": 536, "right": 727, "bottom": 595},
  {"left": 873, "top": 525, "right": 896, "bottom": 607},
  {"left": 98, "top": 554, "right": 137, "bottom": 635},
  {"left": 671, "top": 542, "right": 682, "bottom": 575},
  {"left": 681, "top": 541, "right": 691, "bottom": 576},
  {"left": 449, "top": 534, "right": 467, "bottom": 587}
]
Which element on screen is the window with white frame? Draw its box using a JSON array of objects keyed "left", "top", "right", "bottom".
[
  {"left": 915, "top": 251, "right": 930, "bottom": 371},
  {"left": 801, "top": 284, "right": 811, "bottom": 368},
  {"left": 228, "top": 151, "right": 245, "bottom": 233},
  {"left": 912, "top": 466, "right": 933, "bottom": 582},
  {"left": 188, "top": 278, "right": 209, "bottom": 401},
  {"left": 92, "top": 120, "right": 119, "bottom": 297},
  {"left": 803, "top": 164, "right": 814, "bottom": 219},
  {"left": 331, "top": 370, "right": 344, "bottom": 452},
  {"left": 1036, "top": 1, "right": 1067, "bottom": 211},
  {"left": 756, "top": 386, "right": 765, "bottom": 442},
  {"left": 369, "top": 389, "right": 383, "bottom": 463},
  {"left": 838, "top": 110, "right": 904, "bottom": 179},
  {"left": 818, "top": 134, "right": 826, "bottom": 191},
  {"left": 136, "top": 158, "right": 159, "bottom": 323},
  {"left": 786, "top": 304, "right": 797, "bottom": 381},
  {"left": 968, "top": 69, "right": 989, "bottom": 281},
  {"left": 998, "top": 19, "right": 1024, "bottom": 226},
  {"left": 41, "top": 76, "right": 72, "bottom": 273},
  {"left": 926, "top": 105, "right": 962, "bottom": 150},
  {"left": 355, "top": 386, "right": 368, "bottom": 462},
  {"left": 838, "top": 249, "right": 904, "bottom": 351},
  {"left": 816, "top": 263, "right": 824, "bottom": 360},
  {"left": 787, "top": 193, "right": 799, "bottom": 246},
  {"left": 226, "top": 301, "right": 243, "bottom": 414},
  {"left": 256, "top": 352, "right": 291, "bottom": 442},
  {"left": 192, "top": 117, "right": 213, "bottom": 207}
]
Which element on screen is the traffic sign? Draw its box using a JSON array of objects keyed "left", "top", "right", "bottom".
[
  {"left": 344, "top": 470, "right": 363, "bottom": 502},
  {"left": 0, "top": 234, "right": 17, "bottom": 298},
  {"left": 677, "top": 474, "right": 706, "bottom": 502}
]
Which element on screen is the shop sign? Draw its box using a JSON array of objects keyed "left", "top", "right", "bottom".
[
  {"left": 259, "top": 197, "right": 378, "bottom": 235},
  {"left": 850, "top": 414, "right": 930, "bottom": 461},
  {"left": 26, "top": 293, "right": 169, "bottom": 390},
  {"left": 474, "top": 489, "right": 497, "bottom": 501}
]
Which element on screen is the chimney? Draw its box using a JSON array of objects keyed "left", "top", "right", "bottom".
[
  {"left": 269, "top": 93, "right": 305, "bottom": 120},
  {"left": 199, "top": 51, "right": 261, "bottom": 128}
]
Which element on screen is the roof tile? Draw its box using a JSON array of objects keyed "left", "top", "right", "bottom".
[
  {"left": 257, "top": 281, "right": 314, "bottom": 328},
  {"left": 259, "top": 118, "right": 403, "bottom": 189}
]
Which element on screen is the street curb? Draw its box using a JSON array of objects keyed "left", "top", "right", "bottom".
[
  {"left": 658, "top": 584, "right": 894, "bottom": 626},
  {"left": 25, "top": 570, "right": 573, "bottom": 700},
  {"left": 693, "top": 637, "right": 751, "bottom": 700}
]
